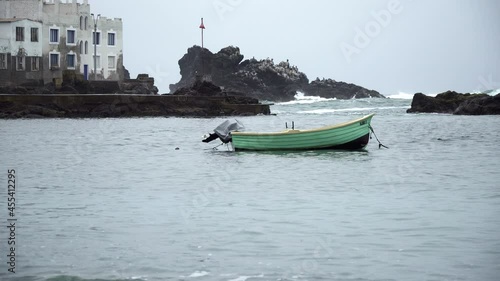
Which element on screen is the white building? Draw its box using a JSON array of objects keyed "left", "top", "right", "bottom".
[
  {"left": 0, "top": 18, "right": 43, "bottom": 85},
  {"left": 82, "top": 16, "right": 124, "bottom": 81},
  {"left": 0, "top": 0, "right": 124, "bottom": 86}
]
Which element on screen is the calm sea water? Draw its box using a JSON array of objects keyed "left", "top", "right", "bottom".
[{"left": 1, "top": 96, "right": 499, "bottom": 281}]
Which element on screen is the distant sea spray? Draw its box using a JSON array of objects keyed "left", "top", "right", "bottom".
[
  {"left": 387, "top": 88, "right": 500, "bottom": 99},
  {"left": 276, "top": 92, "right": 337, "bottom": 105},
  {"left": 386, "top": 92, "right": 415, "bottom": 99}
]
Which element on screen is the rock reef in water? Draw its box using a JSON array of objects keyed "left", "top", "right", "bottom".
[
  {"left": 169, "top": 45, "right": 384, "bottom": 102},
  {"left": 407, "top": 91, "right": 500, "bottom": 115},
  {"left": 306, "top": 78, "right": 381, "bottom": 99}
]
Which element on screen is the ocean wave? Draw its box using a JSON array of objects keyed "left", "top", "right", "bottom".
[
  {"left": 484, "top": 88, "right": 500, "bottom": 95},
  {"left": 277, "top": 91, "right": 336, "bottom": 105},
  {"left": 44, "top": 276, "right": 148, "bottom": 281},
  {"left": 387, "top": 91, "right": 442, "bottom": 99},
  {"left": 298, "top": 106, "right": 408, "bottom": 114},
  {"left": 228, "top": 274, "right": 264, "bottom": 281},
  {"left": 393, "top": 88, "right": 500, "bottom": 98},
  {"left": 387, "top": 92, "right": 414, "bottom": 99},
  {"left": 187, "top": 271, "right": 210, "bottom": 278}
]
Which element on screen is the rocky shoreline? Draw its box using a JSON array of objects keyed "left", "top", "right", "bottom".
[
  {"left": 1, "top": 45, "right": 388, "bottom": 119},
  {"left": 407, "top": 91, "right": 500, "bottom": 115},
  {"left": 0, "top": 71, "right": 271, "bottom": 118},
  {"left": 0, "top": 80, "right": 271, "bottom": 119},
  {"left": 12, "top": 45, "right": 499, "bottom": 118}
]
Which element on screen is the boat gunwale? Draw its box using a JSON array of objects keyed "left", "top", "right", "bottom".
[{"left": 231, "top": 113, "right": 375, "bottom": 137}]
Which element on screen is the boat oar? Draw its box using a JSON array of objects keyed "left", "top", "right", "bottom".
[{"left": 369, "top": 126, "right": 388, "bottom": 149}]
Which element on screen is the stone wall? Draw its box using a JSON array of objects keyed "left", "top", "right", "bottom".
[{"left": 0, "top": 94, "right": 271, "bottom": 118}]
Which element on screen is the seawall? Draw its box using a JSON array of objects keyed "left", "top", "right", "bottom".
[{"left": 0, "top": 94, "right": 271, "bottom": 118}]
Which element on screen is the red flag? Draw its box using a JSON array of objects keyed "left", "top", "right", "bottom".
[{"left": 199, "top": 18, "right": 205, "bottom": 29}]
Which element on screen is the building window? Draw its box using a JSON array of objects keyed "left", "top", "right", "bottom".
[
  {"left": 94, "top": 55, "right": 101, "bottom": 69},
  {"left": 31, "top": 57, "right": 40, "bottom": 71},
  {"left": 16, "top": 27, "right": 24, "bottom": 41},
  {"left": 108, "top": 56, "right": 116, "bottom": 69},
  {"left": 92, "top": 31, "right": 100, "bottom": 45},
  {"left": 31, "top": 28, "right": 38, "bottom": 42},
  {"left": 85, "top": 16, "right": 88, "bottom": 30},
  {"left": 67, "top": 30, "right": 76, "bottom": 45},
  {"left": 85, "top": 41, "right": 88, "bottom": 54},
  {"left": 50, "top": 28, "right": 59, "bottom": 44},
  {"left": 50, "top": 53, "right": 60, "bottom": 69},
  {"left": 67, "top": 54, "right": 76, "bottom": 69},
  {"left": 79, "top": 41, "right": 83, "bottom": 54},
  {"left": 108, "top": 33, "right": 116, "bottom": 46},
  {"left": 80, "top": 16, "right": 84, "bottom": 30},
  {"left": 16, "top": 56, "right": 25, "bottom": 71},
  {"left": 0, "top": 54, "right": 7, "bottom": 69}
]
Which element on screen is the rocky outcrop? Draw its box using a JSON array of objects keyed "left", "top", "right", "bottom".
[
  {"left": 172, "top": 80, "right": 261, "bottom": 105},
  {"left": 454, "top": 93, "right": 500, "bottom": 115},
  {"left": 169, "top": 45, "right": 384, "bottom": 102},
  {"left": 121, "top": 74, "right": 159, "bottom": 95},
  {"left": 407, "top": 91, "right": 500, "bottom": 115},
  {"left": 306, "top": 78, "right": 381, "bottom": 99}
]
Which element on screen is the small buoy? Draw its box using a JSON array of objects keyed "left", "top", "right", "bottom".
[{"left": 175, "top": 147, "right": 180, "bottom": 150}]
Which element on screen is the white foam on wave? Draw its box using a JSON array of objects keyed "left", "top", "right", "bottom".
[
  {"left": 391, "top": 88, "right": 500, "bottom": 98},
  {"left": 486, "top": 88, "right": 500, "bottom": 95},
  {"left": 298, "top": 106, "right": 408, "bottom": 114},
  {"left": 228, "top": 274, "right": 264, "bottom": 281},
  {"left": 187, "top": 271, "right": 210, "bottom": 278},
  {"left": 470, "top": 87, "right": 500, "bottom": 95},
  {"left": 277, "top": 91, "right": 336, "bottom": 105},
  {"left": 388, "top": 91, "right": 442, "bottom": 99},
  {"left": 387, "top": 92, "right": 414, "bottom": 99}
]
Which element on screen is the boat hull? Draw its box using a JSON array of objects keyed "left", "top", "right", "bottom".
[{"left": 231, "top": 114, "right": 374, "bottom": 151}]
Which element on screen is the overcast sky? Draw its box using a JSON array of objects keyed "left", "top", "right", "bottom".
[{"left": 90, "top": 0, "right": 499, "bottom": 95}]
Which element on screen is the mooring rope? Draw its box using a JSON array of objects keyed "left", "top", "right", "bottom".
[
  {"left": 212, "top": 142, "right": 225, "bottom": 150},
  {"left": 212, "top": 142, "right": 232, "bottom": 151},
  {"left": 369, "top": 126, "right": 388, "bottom": 149}
]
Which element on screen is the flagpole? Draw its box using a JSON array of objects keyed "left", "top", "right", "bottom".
[
  {"left": 199, "top": 18, "right": 205, "bottom": 79},
  {"left": 201, "top": 18, "right": 204, "bottom": 49}
]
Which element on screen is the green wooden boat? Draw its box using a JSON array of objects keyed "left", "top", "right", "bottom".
[{"left": 203, "top": 114, "right": 376, "bottom": 151}]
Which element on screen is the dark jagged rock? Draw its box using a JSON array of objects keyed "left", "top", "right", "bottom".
[
  {"left": 306, "top": 78, "right": 382, "bottom": 99},
  {"left": 407, "top": 90, "right": 499, "bottom": 115},
  {"left": 121, "top": 74, "right": 158, "bottom": 95},
  {"left": 173, "top": 80, "right": 223, "bottom": 96},
  {"left": 121, "top": 65, "right": 131, "bottom": 80},
  {"left": 407, "top": 92, "right": 459, "bottom": 114},
  {"left": 454, "top": 93, "right": 500, "bottom": 115},
  {"left": 172, "top": 80, "right": 260, "bottom": 105},
  {"left": 170, "top": 45, "right": 384, "bottom": 102}
]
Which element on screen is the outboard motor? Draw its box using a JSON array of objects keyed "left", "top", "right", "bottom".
[{"left": 202, "top": 120, "right": 244, "bottom": 143}]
